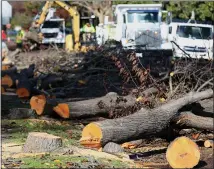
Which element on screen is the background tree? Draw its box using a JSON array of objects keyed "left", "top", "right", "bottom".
[{"left": 69, "top": 1, "right": 113, "bottom": 24}]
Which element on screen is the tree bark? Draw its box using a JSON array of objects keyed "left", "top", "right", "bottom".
[
  {"left": 80, "top": 89, "right": 213, "bottom": 147},
  {"left": 1, "top": 92, "right": 30, "bottom": 115},
  {"left": 23, "top": 132, "right": 62, "bottom": 153},
  {"left": 172, "top": 111, "right": 213, "bottom": 131},
  {"left": 53, "top": 92, "right": 136, "bottom": 119}
]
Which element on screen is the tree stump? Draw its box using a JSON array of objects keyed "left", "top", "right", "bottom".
[
  {"left": 22, "top": 132, "right": 62, "bottom": 153},
  {"left": 166, "top": 136, "right": 200, "bottom": 168}
]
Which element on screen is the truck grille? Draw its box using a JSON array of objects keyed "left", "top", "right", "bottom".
[
  {"left": 183, "top": 46, "right": 207, "bottom": 53},
  {"left": 135, "top": 30, "right": 162, "bottom": 48},
  {"left": 43, "top": 33, "right": 58, "bottom": 38}
]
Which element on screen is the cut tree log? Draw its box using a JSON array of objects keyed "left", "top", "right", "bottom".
[
  {"left": 172, "top": 111, "right": 213, "bottom": 131},
  {"left": 7, "top": 108, "right": 37, "bottom": 119},
  {"left": 1, "top": 92, "right": 30, "bottom": 115},
  {"left": 16, "top": 77, "right": 37, "bottom": 98},
  {"left": 52, "top": 92, "right": 136, "bottom": 119},
  {"left": 204, "top": 140, "right": 213, "bottom": 148},
  {"left": 1, "top": 66, "right": 17, "bottom": 77},
  {"left": 1, "top": 73, "right": 19, "bottom": 88},
  {"left": 22, "top": 132, "right": 62, "bottom": 153},
  {"left": 80, "top": 89, "right": 213, "bottom": 148},
  {"left": 166, "top": 136, "right": 200, "bottom": 168},
  {"left": 30, "top": 95, "right": 58, "bottom": 116}
]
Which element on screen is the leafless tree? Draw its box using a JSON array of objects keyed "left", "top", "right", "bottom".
[{"left": 69, "top": 1, "right": 113, "bottom": 24}]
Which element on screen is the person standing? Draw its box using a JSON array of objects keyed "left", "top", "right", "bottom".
[
  {"left": 16, "top": 26, "right": 25, "bottom": 49},
  {"left": 81, "top": 23, "right": 96, "bottom": 42}
]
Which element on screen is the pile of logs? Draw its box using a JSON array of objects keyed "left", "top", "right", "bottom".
[{"left": 1, "top": 47, "right": 213, "bottom": 168}]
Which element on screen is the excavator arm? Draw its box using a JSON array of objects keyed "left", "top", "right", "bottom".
[
  {"left": 54, "top": 1, "right": 80, "bottom": 50},
  {"left": 34, "top": 1, "right": 80, "bottom": 51}
]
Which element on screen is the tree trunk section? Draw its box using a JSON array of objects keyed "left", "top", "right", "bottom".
[
  {"left": 23, "top": 132, "right": 62, "bottom": 153},
  {"left": 1, "top": 92, "right": 30, "bottom": 115},
  {"left": 80, "top": 89, "right": 213, "bottom": 147},
  {"left": 52, "top": 92, "right": 136, "bottom": 119},
  {"left": 172, "top": 111, "right": 213, "bottom": 131},
  {"left": 166, "top": 136, "right": 200, "bottom": 168}
]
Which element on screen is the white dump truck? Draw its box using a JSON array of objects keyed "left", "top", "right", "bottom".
[
  {"left": 96, "top": 4, "right": 173, "bottom": 76},
  {"left": 96, "top": 4, "right": 172, "bottom": 52},
  {"left": 167, "top": 22, "right": 213, "bottom": 60}
]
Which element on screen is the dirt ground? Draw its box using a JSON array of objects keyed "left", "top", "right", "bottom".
[{"left": 1, "top": 118, "right": 213, "bottom": 169}]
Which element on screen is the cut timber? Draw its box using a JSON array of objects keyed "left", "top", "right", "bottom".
[
  {"left": 7, "top": 108, "right": 36, "bottom": 119},
  {"left": 16, "top": 77, "right": 36, "bottom": 98},
  {"left": 30, "top": 95, "right": 58, "bottom": 116},
  {"left": 80, "top": 89, "right": 213, "bottom": 147},
  {"left": 30, "top": 95, "right": 46, "bottom": 115},
  {"left": 166, "top": 136, "right": 200, "bottom": 168},
  {"left": 173, "top": 111, "right": 213, "bottom": 131},
  {"left": 53, "top": 92, "right": 136, "bottom": 119},
  {"left": 19, "top": 64, "right": 35, "bottom": 78},
  {"left": 1, "top": 92, "right": 29, "bottom": 115},
  {"left": 40, "top": 74, "right": 63, "bottom": 90},
  {"left": 204, "top": 140, "right": 213, "bottom": 148},
  {"left": 1, "top": 66, "right": 17, "bottom": 77},
  {"left": 22, "top": 132, "right": 62, "bottom": 153},
  {"left": 1, "top": 73, "right": 19, "bottom": 88},
  {"left": 1, "top": 86, "right": 6, "bottom": 94},
  {"left": 2, "top": 65, "right": 11, "bottom": 71}
]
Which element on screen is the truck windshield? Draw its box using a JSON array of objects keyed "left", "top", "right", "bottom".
[
  {"left": 42, "top": 21, "right": 61, "bottom": 28},
  {"left": 177, "top": 26, "right": 212, "bottom": 39},
  {"left": 127, "top": 10, "right": 158, "bottom": 23}
]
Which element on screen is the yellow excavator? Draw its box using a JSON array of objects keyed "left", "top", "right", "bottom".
[{"left": 31, "top": 1, "right": 81, "bottom": 52}]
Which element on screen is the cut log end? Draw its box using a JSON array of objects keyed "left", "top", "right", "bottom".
[
  {"left": 204, "top": 140, "right": 213, "bottom": 148},
  {"left": 2, "top": 65, "right": 10, "bottom": 71},
  {"left": 80, "top": 123, "right": 102, "bottom": 149},
  {"left": 1, "top": 86, "right": 6, "bottom": 94},
  {"left": 166, "top": 136, "right": 200, "bottom": 169},
  {"left": 2, "top": 75, "right": 13, "bottom": 87},
  {"left": 16, "top": 88, "right": 30, "bottom": 98},
  {"left": 53, "top": 103, "right": 69, "bottom": 118},
  {"left": 30, "top": 95, "right": 46, "bottom": 115}
]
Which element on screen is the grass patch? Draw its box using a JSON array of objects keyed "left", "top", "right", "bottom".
[
  {"left": 1, "top": 119, "right": 82, "bottom": 145},
  {"left": 19, "top": 154, "right": 130, "bottom": 168}
]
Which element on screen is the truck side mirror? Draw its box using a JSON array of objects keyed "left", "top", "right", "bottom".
[
  {"left": 123, "top": 14, "right": 126, "bottom": 23},
  {"left": 166, "top": 12, "right": 172, "bottom": 24}
]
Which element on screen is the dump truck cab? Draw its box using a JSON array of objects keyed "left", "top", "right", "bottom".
[
  {"left": 114, "top": 4, "right": 164, "bottom": 49},
  {"left": 168, "top": 22, "right": 213, "bottom": 60}
]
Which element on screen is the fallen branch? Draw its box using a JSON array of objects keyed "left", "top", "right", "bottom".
[{"left": 172, "top": 111, "right": 213, "bottom": 131}]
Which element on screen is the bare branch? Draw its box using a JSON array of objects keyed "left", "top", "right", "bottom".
[{"left": 197, "top": 78, "right": 213, "bottom": 92}]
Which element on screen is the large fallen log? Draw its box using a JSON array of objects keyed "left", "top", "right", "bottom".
[
  {"left": 53, "top": 92, "right": 136, "bottom": 118},
  {"left": 80, "top": 89, "right": 213, "bottom": 148},
  {"left": 30, "top": 92, "right": 136, "bottom": 119},
  {"left": 172, "top": 111, "right": 213, "bottom": 131}
]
